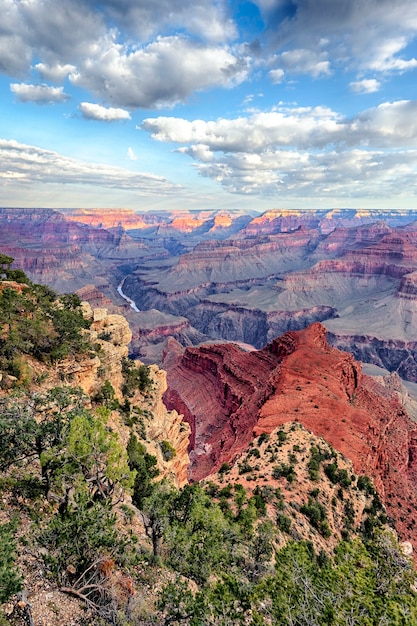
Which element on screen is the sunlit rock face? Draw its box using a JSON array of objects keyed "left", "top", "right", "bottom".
[{"left": 163, "top": 323, "right": 417, "bottom": 548}]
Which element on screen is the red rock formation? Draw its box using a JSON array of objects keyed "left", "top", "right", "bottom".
[
  {"left": 163, "top": 323, "right": 417, "bottom": 547},
  {"left": 64, "top": 208, "right": 162, "bottom": 230},
  {"left": 311, "top": 232, "right": 417, "bottom": 279}
]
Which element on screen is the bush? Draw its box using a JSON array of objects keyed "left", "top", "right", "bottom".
[
  {"left": 121, "top": 359, "right": 153, "bottom": 397},
  {"left": 277, "top": 513, "right": 292, "bottom": 533},
  {"left": 258, "top": 433, "right": 270, "bottom": 445},
  {"left": 300, "top": 497, "right": 331, "bottom": 537},
  {"left": 160, "top": 440, "right": 176, "bottom": 462},
  {"left": 0, "top": 520, "right": 22, "bottom": 602},
  {"left": 272, "top": 463, "right": 295, "bottom": 483}
]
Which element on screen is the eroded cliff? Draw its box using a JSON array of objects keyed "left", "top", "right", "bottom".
[{"left": 163, "top": 322, "right": 417, "bottom": 547}]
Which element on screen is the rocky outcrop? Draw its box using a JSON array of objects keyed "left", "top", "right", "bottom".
[
  {"left": 310, "top": 233, "right": 417, "bottom": 280},
  {"left": 0, "top": 208, "right": 153, "bottom": 292},
  {"left": 143, "top": 365, "right": 190, "bottom": 487},
  {"left": 54, "top": 303, "right": 190, "bottom": 486},
  {"left": 56, "top": 304, "right": 131, "bottom": 398},
  {"left": 397, "top": 271, "right": 417, "bottom": 299},
  {"left": 163, "top": 323, "right": 417, "bottom": 548},
  {"left": 63, "top": 208, "right": 163, "bottom": 230}
]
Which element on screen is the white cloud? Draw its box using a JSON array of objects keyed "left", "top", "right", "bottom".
[
  {"left": 269, "top": 68, "right": 285, "bottom": 84},
  {"left": 21, "top": 0, "right": 107, "bottom": 65},
  {"left": 142, "top": 99, "right": 417, "bottom": 198},
  {"left": 349, "top": 79, "right": 381, "bottom": 94},
  {"left": 35, "top": 62, "right": 76, "bottom": 82},
  {"left": 142, "top": 106, "right": 343, "bottom": 151},
  {"left": 78, "top": 102, "right": 131, "bottom": 121},
  {"left": 144, "top": 99, "right": 417, "bottom": 153},
  {"left": 273, "top": 49, "right": 331, "bottom": 78},
  {"left": 10, "top": 83, "right": 70, "bottom": 104},
  {"left": 98, "top": 0, "right": 237, "bottom": 43},
  {"left": 0, "top": 0, "right": 32, "bottom": 76},
  {"left": 254, "top": 0, "right": 417, "bottom": 76},
  {"left": 351, "top": 100, "right": 417, "bottom": 147},
  {"left": 127, "top": 147, "right": 137, "bottom": 160},
  {"left": 70, "top": 36, "right": 249, "bottom": 109},
  {"left": 0, "top": 138, "right": 180, "bottom": 195},
  {"left": 177, "top": 144, "right": 214, "bottom": 162},
  {"left": 0, "top": 0, "right": 243, "bottom": 111}
]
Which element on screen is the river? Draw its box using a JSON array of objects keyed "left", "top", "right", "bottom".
[{"left": 117, "top": 277, "right": 140, "bottom": 312}]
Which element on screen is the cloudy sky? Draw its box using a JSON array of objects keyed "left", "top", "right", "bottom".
[{"left": 2, "top": 0, "right": 417, "bottom": 212}]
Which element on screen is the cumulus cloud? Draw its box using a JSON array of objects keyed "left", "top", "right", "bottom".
[
  {"left": 70, "top": 36, "right": 249, "bottom": 109},
  {"left": 191, "top": 145, "right": 417, "bottom": 198},
  {"left": 0, "top": 0, "right": 243, "bottom": 110},
  {"left": 0, "top": 0, "right": 32, "bottom": 76},
  {"left": 349, "top": 79, "right": 381, "bottom": 94},
  {"left": 142, "top": 99, "right": 417, "bottom": 197},
  {"left": 0, "top": 139, "right": 180, "bottom": 195},
  {"left": 20, "top": 0, "right": 107, "bottom": 66},
  {"left": 78, "top": 102, "right": 131, "bottom": 121},
  {"left": 10, "top": 83, "right": 70, "bottom": 104},
  {"left": 254, "top": 0, "right": 417, "bottom": 76},
  {"left": 142, "top": 106, "right": 343, "bottom": 151}
]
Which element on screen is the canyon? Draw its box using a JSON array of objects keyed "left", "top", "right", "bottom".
[{"left": 3, "top": 206, "right": 417, "bottom": 380}]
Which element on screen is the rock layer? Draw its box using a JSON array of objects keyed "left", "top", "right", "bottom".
[{"left": 163, "top": 323, "right": 417, "bottom": 547}]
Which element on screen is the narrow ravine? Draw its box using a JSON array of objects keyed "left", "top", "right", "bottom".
[{"left": 117, "top": 277, "right": 140, "bottom": 312}]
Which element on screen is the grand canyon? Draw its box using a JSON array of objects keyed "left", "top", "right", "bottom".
[
  {"left": 4, "top": 206, "right": 417, "bottom": 380},
  {"left": 3, "top": 206, "right": 417, "bottom": 624}
]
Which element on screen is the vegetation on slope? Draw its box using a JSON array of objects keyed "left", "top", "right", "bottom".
[{"left": 0, "top": 260, "right": 416, "bottom": 625}]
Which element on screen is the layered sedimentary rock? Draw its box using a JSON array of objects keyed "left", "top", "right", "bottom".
[
  {"left": 55, "top": 303, "right": 190, "bottom": 486},
  {"left": 163, "top": 323, "right": 417, "bottom": 546},
  {"left": 0, "top": 208, "right": 152, "bottom": 292},
  {"left": 5, "top": 207, "right": 417, "bottom": 376}
]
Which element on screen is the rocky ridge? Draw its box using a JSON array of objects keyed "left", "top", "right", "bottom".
[{"left": 163, "top": 323, "right": 417, "bottom": 548}]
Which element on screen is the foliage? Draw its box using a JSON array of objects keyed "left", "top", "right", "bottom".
[
  {"left": 0, "top": 520, "right": 22, "bottom": 602},
  {"left": 324, "top": 461, "right": 352, "bottom": 487},
  {"left": 127, "top": 433, "right": 159, "bottom": 509},
  {"left": 300, "top": 496, "right": 332, "bottom": 537},
  {"left": 276, "top": 512, "right": 292, "bottom": 533},
  {"left": 121, "top": 358, "right": 153, "bottom": 397},
  {"left": 41, "top": 407, "right": 135, "bottom": 510},
  {"left": 0, "top": 263, "right": 91, "bottom": 376},
  {"left": 272, "top": 462, "right": 295, "bottom": 483},
  {"left": 160, "top": 439, "right": 176, "bottom": 461},
  {"left": 38, "top": 494, "right": 122, "bottom": 577}
]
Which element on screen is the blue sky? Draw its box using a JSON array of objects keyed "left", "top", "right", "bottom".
[{"left": 2, "top": 0, "right": 417, "bottom": 212}]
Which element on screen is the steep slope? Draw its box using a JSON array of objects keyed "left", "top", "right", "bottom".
[{"left": 163, "top": 323, "right": 417, "bottom": 547}]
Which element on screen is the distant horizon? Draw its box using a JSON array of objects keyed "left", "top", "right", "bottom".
[{"left": 3, "top": 206, "right": 417, "bottom": 216}]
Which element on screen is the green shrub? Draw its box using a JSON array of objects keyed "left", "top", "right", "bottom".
[
  {"left": 272, "top": 463, "right": 295, "bottom": 483},
  {"left": 300, "top": 497, "right": 331, "bottom": 537},
  {"left": 258, "top": 433, "right": 270, "bottom": 445},
  {"left": 0, "top": 520, "right": 22, "bottom": 602},
  {"left": 277, "top": 513, "right": 292, "bottom": 533},
  {"left": 160, "top": 440, "right": 176, "bottom": 462}
]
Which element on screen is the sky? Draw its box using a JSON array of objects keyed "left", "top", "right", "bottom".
[{"left": 2, "top": 0, "right": 417, "bottom": 213}]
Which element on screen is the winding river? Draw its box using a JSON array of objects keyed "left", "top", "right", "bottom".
[{"left": 117, "top": 277, "right": 140, "bottom": 312}]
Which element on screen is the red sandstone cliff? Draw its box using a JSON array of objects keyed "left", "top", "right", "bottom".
[{"left": 163, "top": 323, "right": 417, "bottom": 547}]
